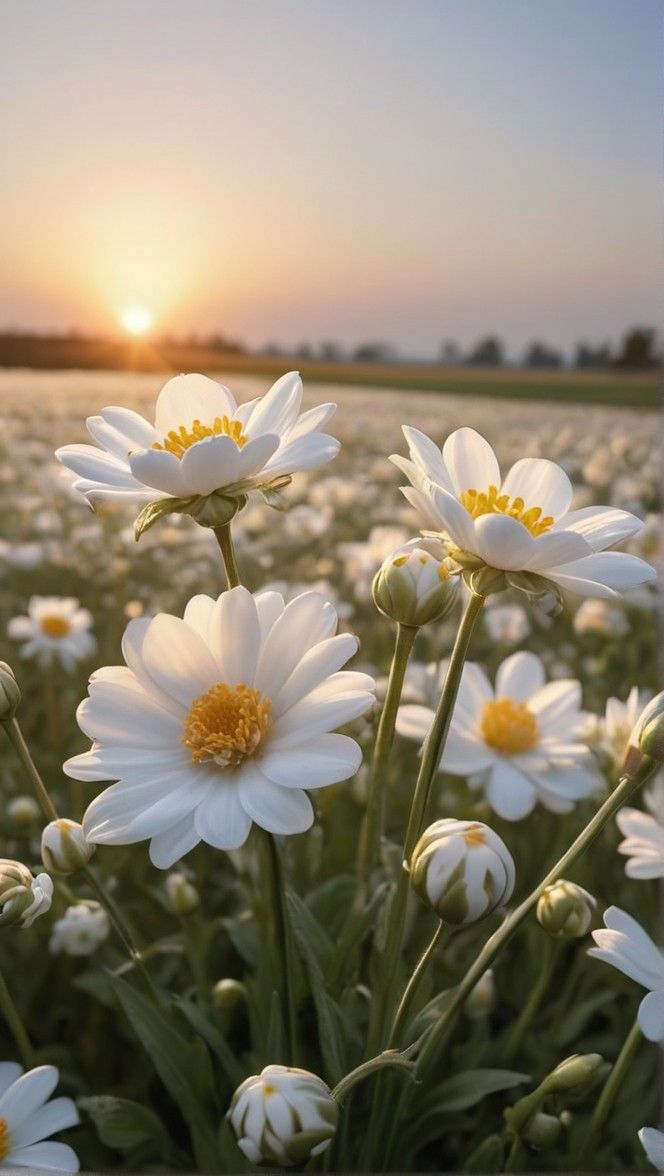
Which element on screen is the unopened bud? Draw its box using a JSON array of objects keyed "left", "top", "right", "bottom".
[
  {"left": 0, "top": 663, "right": 21, "bottom": 721},
  {"left": 165, "top": 871, "right": 199, "bottom": 915},
  {"left": 408, "top": 819, "right": 515, "bottom": 925},
  {"left": 464, "top": 969, "right": 496, "bottom": 1019},
  {"left": 7, "top": 796, "right": 41, "bottom": 831},
  {"left": 621, "top": 691, "right": 664, "bottom": 784},
  {"left": 372, "top": 546, "right": 459, "bottom": 627},
  {"left": 228, "top": 1065, "right": 338, "bottom": 1167},
  {"left": 523, "top": 1112, "right": 561, "bottom": 1150},
  {"left": 41, "top": 819, "right": 94, "bottom": 874},
  {"left": 212, "top": 978, "right": 247, "bottom": 1013},
  {"left": 542, "top": 1053, "right": 606, "bottom": 1096},
  {"left": 0, "top": 859, "right": 53, "bottom": 927},
  {"left": 537, "top": 881, "right": 596, "bottom": 939}
]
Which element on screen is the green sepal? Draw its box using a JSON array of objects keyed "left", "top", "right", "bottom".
[
  {"left": 133, "top": 495, "right": 200, "bottom": 541},
  {"left": 259, "top": 475, "right": 292, "bottom": 511}
]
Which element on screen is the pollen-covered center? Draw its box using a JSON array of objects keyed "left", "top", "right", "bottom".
[
  {"left": 460, "top": 485, "right": 554, "bottom": 537},
  {"left": 0, "top": 1118, "right": 9, "bottom": 1161},
  {"left": 40, "top": 615, "right": 71, "bottom": 638},
  {"left": 481, "top": 697, "right": 539, "bottom": 756},
  {"left": 183, "top": 682, "right": 272, "bottom": 768},
  {"left": 152, "top": 416, "right": 248, "bottom": 460}
]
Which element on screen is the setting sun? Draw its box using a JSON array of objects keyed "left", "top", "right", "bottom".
[{"left": 120, "top": 305, "right": 154, "bottom": 336}]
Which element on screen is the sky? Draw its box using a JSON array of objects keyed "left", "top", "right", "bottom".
[{"left": 1, "top": 0, "right": 661, "bottom": 358}]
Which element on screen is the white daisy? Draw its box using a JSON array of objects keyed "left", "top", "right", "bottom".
[
  {"left": 396, "top": 651, "right": 599, "bottom": 820},
  {"left": 391, "top": 426, "right": 654, "bottom": 598},
  {"left": 616, "top": 778, "right": 664, "bottom": 880},
  {"left": 589, "top": 906, "right": 664, "bottom": 1042},
  {"left": 8, "top": 597, "right": 95, "bottom": 672},
  {"left": 55, "top": 372, "right": 339, "bottom": 508},
  {"left": 585, "top": 686, "right": 649, "bottom": 771},
  {"left": 65, "top": 586, "right": 374, "bottom": 868},
  {"left": 0, "top": 1063, "right": 79, "bottom": 1171},
  {"left": 640, "top": 1127, "right": 664, "bottom": 1171},
  {"left": 49, "top": 903, "right": 110, "bottom": 957}
]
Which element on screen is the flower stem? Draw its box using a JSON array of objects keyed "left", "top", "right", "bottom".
[
  {"left": 0, "top": 965, "right": 33, "bottom": 1067},
  {"left": 259, "top": 831, "right": 299, "bottom": 1066},
  {"left": 331, "top": 1049, "right": 415, "bottom": 1105},
  {"left": 83, "top": 866, "right": 161, "bottom": 1005},
  {"left": 575, "top": 1020, "right": 643, "bottom": 1168},
  {"left": 356, "top": 622, "right": 418, "bottom": 885},
  {"left": 388, "top": 921, "right": 446, "bottom": 1047},
  {"left": 365, "top": 591, "right": 485, "bottom": 1057},
  {"left": 414, "top": 771, "right": 649, "bottom": 1077},
  {"left": 213, "top": 522, "right": 241, "bottom": 588},
  {"left": 2, "top": 717, "right": 58, "bottom": 822},
  {"left": 505, "top": 935, "right": 554, "bottom": 1063}
]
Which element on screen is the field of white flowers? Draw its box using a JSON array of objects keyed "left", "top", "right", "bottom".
[{"left": 0, "top": 368, "right": 661, "bottom": 1173}]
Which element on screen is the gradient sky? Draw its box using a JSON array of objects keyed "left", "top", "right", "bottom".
[{"left": 2, "top": 0, "right": 661, "bottom": 357}]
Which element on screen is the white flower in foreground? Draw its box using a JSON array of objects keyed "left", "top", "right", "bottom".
[
  {"left": 408, "top": 818, "right": 515, "bottom": 925},
  {"left": 640, "top": 1127, "right": 664, "bottom": 1171},
  {"left": 228, "top": 1064, "right": 338, "bottom": 1167},
  {"left": 0, "top": 861, "right": 53, "bottom": 928},
  {"left": 391, "top": 425, "right": 654, "bottom": 597},
  {"left": 65, "top": 586, "right": 374, "bottom": 868},
  {"left": 616, "top": 781, "right": 664, "bottom": 880},
  {"left": 0, "top": 1062, "right": 79, "bottom": 1171},
  {"left": 8, "top": 597, "right": 95, "bottom": 672},
  {"left": 49, "top": 903, "right": 110, "bottom": 957},
  {"left": 589, "top": 906, "right": 664, "bottom": 1041},
  {"left": 56, "top": 372, "right": 339, "bottom": 508},
  {"left": 396, "top": 651, "right": 599, "bottom": 820}
]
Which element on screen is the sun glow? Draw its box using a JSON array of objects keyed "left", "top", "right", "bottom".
[{"left": 120, "top": 305, "right": 154, "bottom": 336}]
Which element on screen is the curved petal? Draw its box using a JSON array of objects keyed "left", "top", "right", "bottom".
[
  {"left": 553, "top": 506, "right": 643, "bottom": 551},
  {"left": 141, "top": 614, "right": 219, "bottom": 706},
  {"left": 427, "top": 483, "right": 476, "bottom": 549},
  {"left": 238, "top": 764, "right": 313, "bottom": 834},
  {"left": 97, "top": 405, "right": 159, "bottom": 449},
  {"left": 10, "top": 1098, "right": 79, "bottom": 1149},
  {"left": 259, "top": 433, "right": 340, "bottom": 479},
  {"left": 182, "top": 594, "right": 216, "bottom": 642},
  {"left": 208, "top": 586, "right": 261, "bottom": 685},
  {"left": 244, "top": 371, "right": 302, "bottom": 438},
  {"left": 402, "top": 426, "right": 453, "bottom": 489},
  {"left": 148, "top": 813, "right": 200, "bottom": 869},
  {"left": 639, "top": 1127, "right": 664, "bottom": 1170},
  {"left": 0, "top": 1066, "right": 59, "bottom": 1127},
  {"left": 473, "top": 513, "right": 535, "bottom": 571},
  {"left": 154, "top": 373, "right": 236, "bottom": 434},
  {"left": 128, "top": 448, "right": 188, "bottom": 496},
  {"left": 54, "top": 445, "right": 135, "bottom": 486},
  {"left": 281, "top": 401, "right": 336, "bottom": 442},
  {"left": 440, "top": 729, "right": 495, "bottom": 775},
  {"left": 500, "top": 458, "right": 573, "bottom": 520},
  {"left": 178, "top": 434, "right": 242, "bottom": 494},
  {"left": 273, "top": 633, "right": 359, "bottom": 716},
  {"left": 523, "top": 530, "right": 591, "bottom": 573},
  {"left": 255, "top": 592, "right": 337, "bottom": 698},
  {"left": 395, "top": 703, "right": 434, "bottom": 743},
  {"left": 260, "top": 733, "right": 362, "bottom": 789},
  {"left": 442, "top": 428, "right": 500, "bottom": 496},
  {"left": 7, "top": 1142, "right": 80, "bottom": 1172},
  {"left": 546, "top": 552, "right": 656, "bottom": 598},
  {"left": 193, "top": 782, "right": 253, "bottom": 849},
  {"left": 638, "top": 990, "right": 664, "bottom": 1042},
  {"left": 486, "top": 760, "right": 536, "bottom": 820},
  {"left": 529, "top": 679, "right": 581, "bottom": 726},
  {"left": 495, "top": 652, "right": 545, "bottom": 701}
]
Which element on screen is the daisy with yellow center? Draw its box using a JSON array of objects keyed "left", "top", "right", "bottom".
[
  {"left": 0, "top": 1062, "right": 79, "bottom": 1172},
  {"left": 8, "top": 596, "right": 95, "bottom": 672},
  {"left": 66, "top": 586, "right": 375, "bottom": 869},
  {"left": 396, "top": 651, "right": 599, "bottom": 821},
  {"left": 390, "top": 424, "right": 654, "bottom": 597}
]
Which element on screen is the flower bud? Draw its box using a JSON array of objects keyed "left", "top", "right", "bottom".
[
  {"left": 0, "top": 662, "right": 21, "bottom": 721},
  {"left": 372, "top": 546, "right": 459, "bottom": 627},
  {"left": 408, "top": 819, "right": 515, "bottom": 925},
  {"left": 464, "top": 969, "right": 496, "bottom": 1019},
  {"left": 536, "top": 881, "right": 596, "bottom": 939},
  {"left": 0, "top": 859, "right": 53, "bottom": 927},
  {"left": 164, "top": 871, "right": 199, "bottom": 915},
  {"left": 621, "top": 691, "right": 664, "bottom": 784},
  {"left": 7, "top": 796, "right": 41, "bottom": 831},
  {"left": 542, "top": 1053, "right": 607, "bottom": 1096},
  {"left": 212, "top": 978, "right": 247, "bottom": 1013},
  {"left": 228, "top": 1065, "right": 338, "bottom": 1167},
  {"left": 41, "top": 819, "right": 94, "bottom": 874},
  {"left": 522, "top": 1112, "right": 561, "bottom": 1150}
]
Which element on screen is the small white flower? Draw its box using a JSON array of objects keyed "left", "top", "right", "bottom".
[
  {"left": 616, "top": 780, "right": 664, "bottom": 880},
  {"left": 573, "top": 598, "right": 629, "bottom": 637},
  {"left": 8, "top": 597, "right": 95, "bottom": 672},
  {"left": 397, "top": 651, "right": 599, "bottom": 821},
  {"left": 640, "top": 1127, "right": 664, "bottom": 1171},
  {"left": 391, "top": 425, "right": 654, "bottom": 597},
  {"left": 589, "top": 906, "right": 664, "bottom": 1041},
  {"left": 228, "top": 1064, "right": 338, "bottom": 1167},
  {"left": 483, "top": 602, "right": 531, "bottom": 645},
  {"left": 65, "top": 586, "right": 374, "bottom": 868},
  {"left": 408, "top": 818, "right": 515, "bottom": 924},
  {"left": 56, "top": 372, "right": 339, "bottom": 508},
  {"left": 0, "top": 1062, "right": 79, "bottom": 1171},
  {"left": 586, "top": 687, "right": 650, "bottom": 771},
  {"left": 49, "top": 903, "right": 110, "bottom": 957}
]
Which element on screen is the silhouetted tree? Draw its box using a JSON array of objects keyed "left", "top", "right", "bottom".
[
  {"left": 467, "top": 336, "right": 504, "bottom": 366},
  {"left": 439, "top": 340, "right": 461, "bottom": 365},
  {"left": 614, "top": 327, "right": 658, "bottom": 370},
  {"left": 352, "top": 341, "right": 395, "bottom": 363},
  {"left": 523, "top": 341, "right": 563, "bottom": 369},
  {"left": 574, "top": 342, "right": 612, "bottom": 369},
  {"left": 319, "top": 341, "right": 345, "bottom": 362}
]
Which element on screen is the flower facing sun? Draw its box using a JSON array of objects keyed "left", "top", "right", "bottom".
[
  {"left": 391, "top": 426, "right": 655, "bottom": 598},
  {"left": 65, "top": 586, "right": 375, "bottom": 868},
  {"left": 7, "top": 597, "right": 96, "bottom": 671},
  {"left": 396, "top": 651, "right": 599, "bottom": 820}
]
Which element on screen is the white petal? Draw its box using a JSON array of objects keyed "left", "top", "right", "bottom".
[
  {"left": 546, "top": 553, "right": 656, "bottom": 599},
  {"left": 427, "top": 483, "right": 477, "bottom": 549},
  {"left": 0, "top": 1064, "right": 22, "bottom": 1099},
  {"left": 120, "top": 620, "right": 185, "bottom": 715},
  {"left": 254, "top": 591, "right": 286, "bottom": 640},
  {"left": 10, "top": 1098, "right": 79, "bottom": 1148},
  {"left": 402, "top": 426, "right": 454, "bottom": 489},
  {"left": 273, "top": 633, "right": 358, "bottom": 716},
  {"left": 95, "top": 405, "right": 158, "bottom": 450},
  {"left": 554, "top": 506, "right": 643, "bottom": 551},
  {"left": 208, "top": 586, "right": 260, "bottom": 685},
  {"left": 141, "top": 615, "right": 219, "bottom": 706},
  {"left": 440, "top": 729, "right": 495, "bottom": 774},
  {"left": 270, "top": 689, "right": 374, "bottom": 749},
  {"left": 178, "top": 434, "right": 242, "bottom": 494},
  {"left": 234, "top": 433, "right": 281, "bottom": 478},
  {"left": 640, "top": 1127, "right": 664, "bottom": 1171},
  {"left": 638, "top": 991, "right": 664, "bottom": 1042},
  {"left": 284, "top": 402, "right": 336, "bottom": 442},
  {"left": 148, "top": 813, "right": 200, "bottom": 868},
  {"left": 245, "top": 372, "right": 302, "bottom": 438},
  {"left": 7, "top": 1142, "right": 80, "bottom": 1172},
  {"left": 395, "top": 704, "right": 434, "bottom": 743},
  {"left": 260, "top": 733, "right": 362, "bottom": 788},
  {"left": 442, "top": 428, "right": 500, "bottom": 496},
  {"left": 0, "top": 1066, "right": 59, "bottom": 1128},
  {"left": 76, "top": 684, "right": 182, "bottom": 747},
  {"left": 154, "top": 374, "right": 236, "bottom": 434},
  {"left": 182, "top": 595, "right": 216, "bottom": 642},
  {"left": 400, "top": 485, "right": 451, "bottom": 531},
  {"left": 529, "top": 679, "right": 581, "bottom": 726},
  {"left": 473, "top": 514, "right": 535, "bottom": 571},
  {"left": 486, "top": 761, "right": 537, "bottom": 820},
  {"left": 128, "top": 449, "right": 188, "bottom": 496},
  {"left": 193, "top": 782, "right": 253, "bottom": 849},
  {"left": 259, "top": 433, "right": 340, "bottom": 479},
  {"left": 523, "top": 530, "right": 591, "bottom": 572},
  {"left": 255, "top": 592, "right": 337, "bottom": 698},
  {"left": 238, "top": 765, "right": 313, "bottom": 834},
  {"left": 495, "top": 652, "right": 545, "bottom": 701},
  {"left": 54, "top": 445, "right": 135, "bottom": 486},
  {"left": 500, "top": 458, "right": 573, "bottom": 520}
]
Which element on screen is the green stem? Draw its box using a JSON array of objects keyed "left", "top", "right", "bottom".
[
  {"left": 505, "top": 1134, "right": 524, "bottom": 1172},
  {"left": 366, "top": 592, "right": 485, "bottom": 1057},
  {"left": 260, "top": 831, "right": 298, "bottom": 1065},
  {"left": 2, "top": 717, "right": 58, "bottom": 821},
  {"left": 356, "top": 623, "right": 418, "bottom": 885},
  {"left": 213, "top": 522, "right": 241, "bottom": 588},
  {"left": 505, "top": 935, "right": 554, "bottom": 1063},
  {"left": 576, "top": 1020, "right": 643, "bottom": 1168},
  {"left": 83, "top": 866, "right": 161, "bottom": 1005},
  {"left": 414, "top": 771, "right": 648, "bottom": 1077},
  {"left": 331, "top": 1049, "right": 415, "bottom": 1105},
  {"left": 388, "top": 922, "right": 446, "bottom": 1047},
  {"left": 0, "top": 965, "right": 33, "bottom": 1067}
]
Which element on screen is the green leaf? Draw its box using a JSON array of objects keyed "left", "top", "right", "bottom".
[
  {"left": 420, "top": 1068, "right": 531, "bottom": 1115},
  {"left": 133, "top": 495, "right": 199, "bottom": 540},
  {"left": 79, "top": 1095, "right": 171, "bottom": 1156},
  {"left": 265, "top": 988, "right": 287, "bottom": 1066},
  {"left": 176, "top": 997, "right": 245, "bottom": 1088}
]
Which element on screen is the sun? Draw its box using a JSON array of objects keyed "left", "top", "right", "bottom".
[{"left": 120, "top": 305, "right": 154, "bottom": 336}]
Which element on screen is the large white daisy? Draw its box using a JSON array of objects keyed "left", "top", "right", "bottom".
[
  {"left": 0, "top": 1063, "right": 79, "bottom": 1172},
  {"left": 65, "top": 587, "right": 374, "bottom": 868},
  {"left": 396, "top": 651, "right": 599, "bottom": 820},
  {"left": 391, "top": 426, "right": 654, "bottom": 598},
  {"left": 55, "top": 372, "right": 339, "bottom": 508}
]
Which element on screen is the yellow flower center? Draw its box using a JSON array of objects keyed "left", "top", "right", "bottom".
[
  {"left": 183, "top": 682, "right": 272, "bottom": 768},
  {"left": 481, "top": 697, "right": 539, "bottom": 755},
  {"left": 460, "top": 485, "right": 554, "bottom": 537},
  {"left": 152, "top": 416, "right": 248, "bottom": 460},
  {"left": 463, "top": 824, "right": 487, "bottom": 847},
  {"left": 0, "top": 1118, "right": 9, "bottom": 1161},
  {"left": 40, "top": 615, "right": 71, "bottom": 638}
]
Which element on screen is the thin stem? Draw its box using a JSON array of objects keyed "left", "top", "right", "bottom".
[
  {"left": 2, "top": 717, "right": 58, "bottom": 821},
  {"left": 388, "top": 922, "right": 446, "bottom": 1047},
  {"left": 331, "top": 1049, "right": 415, "bottom": 1105},
  {"left": 505, "top": 1134, "right": 524, "bottom": 1172},
  {"left": 576, "top": 1020, "right": 643, "bottom": 1168},
  {"left": 505, "top": 935, "right": 554, "bottom": 1063},
  {"left": 414, "top": 771, "right": 648, "bottom": 1077},
  {"left": 83, "top": 866, "right": 161, "bottom": 1005},
  {"left": 365, "top": 592, "right": 485, "bottom": 1057},
  {"left": 213, "top": 523, "right": 241, "bottom": 588},
  {"left": 260, "top": 831, "right": 298, "bottom": 1065},
  {"left": 0, "top": 965, "right": 33, "bottom": 1067},
  {"left": 356, "top": 622, "right": 418, "bottom": 885}
]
